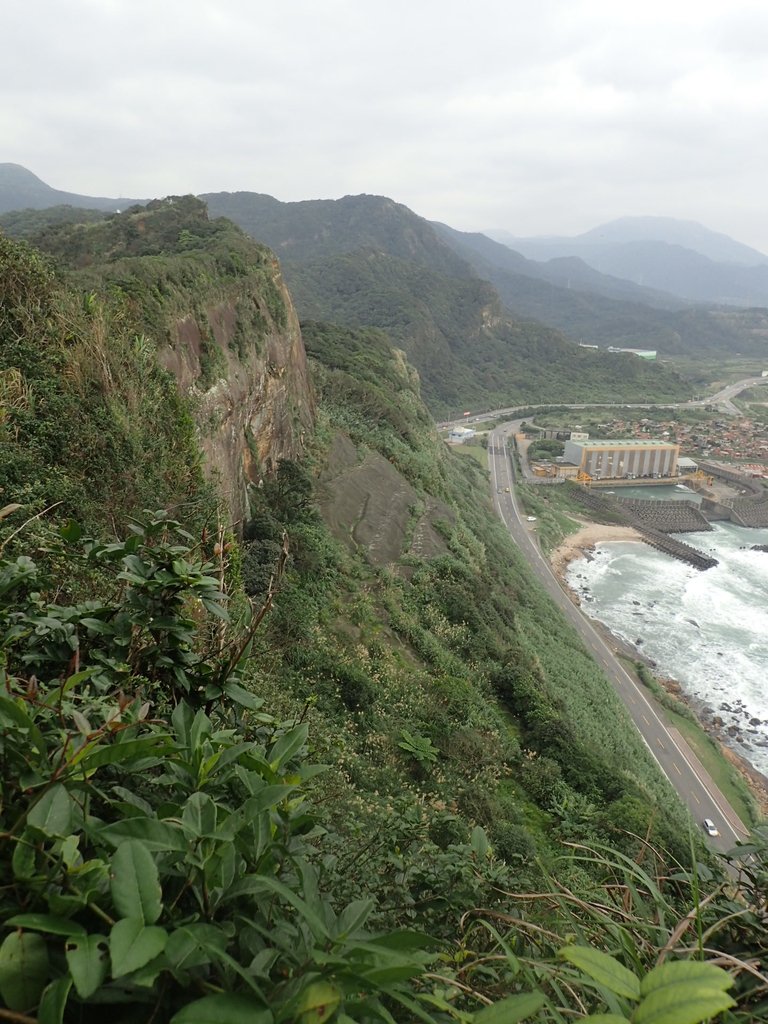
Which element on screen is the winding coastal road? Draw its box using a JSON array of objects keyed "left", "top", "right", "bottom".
[
  {"left": 486, "top": 423, "right": 749, "bottom": 856},
  {"left": 439, "top": 375, "right": 767, "bottom": 431}
]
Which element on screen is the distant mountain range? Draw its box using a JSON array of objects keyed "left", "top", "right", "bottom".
[
  {"left": 488, "top": 217, "right": 768, "bottom": 306},
  {"left": 3, "top": 163, "right": 768, "bottom": 377},
  {"left": 492, "top": 216, "right": 768, "bottom": 266},
  {"left": 198, "top": 190, "right": 689, "bottom": 410},
  {"left": 0, "top": 162, "right": 140, "bottom": 213}
]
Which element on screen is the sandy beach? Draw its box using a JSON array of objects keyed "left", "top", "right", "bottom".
[{"left": 550, "top": 522, "right": 642, "bottom": 579}]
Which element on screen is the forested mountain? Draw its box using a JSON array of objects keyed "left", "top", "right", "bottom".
[
  {"left": 202, "top": 191, "right": 689, "bottom": 413},
  {"left": 1, "top": 198, "right": 767, "bottom": 1020},
  {"left": 492, "top": 216, "right": 768, "bottom": 306},
  {"left": 433, "top": 221, "right": 686, "bottom": 309},
  {"left": 5, "top": 166, "right": 768, "bottom": 374},
  {"left": 435, "top": 221, "right": 768, "bottom": 358},
  {"left": 0, "top": 162, "right": 140, "bottom": 214}
]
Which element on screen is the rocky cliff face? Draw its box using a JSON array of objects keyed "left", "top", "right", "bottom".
[
  {"left": 23, "top": 197, "right": 317, "bottom": 528},
  {"left": 159, "top": 260, "right": 315, "bottom": 526},
  {"left": 2, "top": 196, "right": 319, "bottom": 532}
]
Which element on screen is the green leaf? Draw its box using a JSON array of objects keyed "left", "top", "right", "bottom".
[
  {"left": 12, "top": 833, "right": 36, "bottom": 880},
  {"left": 471, "top": 825, "right": 490, "bottom": 860},
  {"left": 28, "top": 784, "right": 75, "bottom": 837},
  {"left": 268, "top": 722, "right": 309, "bottom": 771},
  {"left": 59, "top": 519, "right": 82, "bottom": 543},
  {"left": 633, "top": 981, "right": 736, "bottom": 1024},
  {"left": 0, "top": 930, "right": 49, "bottom": 1011},
  {"left": 201, "top": 599, "right": 230, "bottom": 621},
  {"left": 79, "top": 617, "right": 113, "bottom": 634},
  {"left": 0, "top": 695, "right": 47, "bottom": 756},
  {"left": 165, "top": 925, "right": 227, "bottom": 971},
  {"left": 640, "top": 960, "right": 734, "bottom": 996},
  {"left": 222, "top": 681, "right": 265, "bottom": 710},
  {"left": 473, "top": 991, "right": 547, "bottom": 1023},
  {"left": 109, "top": 918, "right": 168, "bottom": 978},
  {"left": 38, "top": 976, "right": 73, "bottom": 1024},
  {"left": 182, "top": 791, "right": 218, "bottom": 837},
  {"left": 364, "top": 930, "right": 436, "bottom": 952},
  {"left": 360, "top": 963, "right": 422, "bottom": 986},
  {"left": 296, "top": 981, "right": 342, "bottom": 1024},
  {"left": 241, "top": 784, "right": 300, "bottom": 817},
  {"left": 223, "top": 876, "right": 330, "bottom": 941},
  {"left": 65, "top": 934, "right": 109, "bottom": 999},
  {"left": 581, "top": 1016, "right": 629, "bottom": 1022},
  {"left": 559, "top": 945, "right": 641, "bottom": 1001},
  {"left": 101, "top": 817, "right": 187, "bottom": 852},
  {"left": 170, "top": 993, "right": 272, "bottom": 1023},
  {"left": 335, "top": 898, "right": 374, "bottom": 939},
  {"left": 110, "top": 840, "right": 163, "bottom": 924},
  {"left": 76, "top": 735, "right": 173, "bottom": 771},
  {"left": 5, "top": 914, "right": 86, "bottom": 937}
]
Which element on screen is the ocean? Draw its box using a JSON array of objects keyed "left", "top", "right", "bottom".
[{"left": 566, "top": 507, "right": 768, "bottom": 776}]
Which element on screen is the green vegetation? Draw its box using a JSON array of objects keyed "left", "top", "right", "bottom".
[
  {"left": 515, "top": 484, "right": 582, "bottom": 553},
  {"left": 0, "top": 512, "right": 452, "bottom": 1022},
  {"left": 435, "top": 220, "right": 768, "bottom": 362},
  {"left": 3, "top": 512, "right": 766, "bottom": 1022},
  {"left": 449, "top": 441, "right": 489, "bottom": 468},
  {"left": 202, "top": 190, "right": 692, "bottom": 416},
  {"left": 0, "top": 204, "right": 107, "bottom": 240},
  {"left": 525, "top": 480, "right": 628, "bottom": 528},
  {"left": 0, "top": 233, "right": 212, "bottom": 533},
  {"left": 628, "top": 661, "right": 759, "bottom": 828},
  {"left": 527, "top": 438, "right": 565, "bottom": 461},
  {"left": 3, "top": 208, "right": 768, "bottom": 1021}
]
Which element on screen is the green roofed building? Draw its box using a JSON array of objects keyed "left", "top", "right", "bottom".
[
  {"left": 606, "top": 347, "right": 657, "bottom": 360},
  {"left": 563, "top": 438, "right": 679, "bottom": 480}
]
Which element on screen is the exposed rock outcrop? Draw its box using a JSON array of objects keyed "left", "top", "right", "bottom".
[{"left": 160, "top": 262, "right": 314, "bottom": 526}]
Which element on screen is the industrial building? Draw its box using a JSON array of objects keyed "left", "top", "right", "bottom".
[{"left": 563, "top": 439, "right": 679, "bottom": 480}]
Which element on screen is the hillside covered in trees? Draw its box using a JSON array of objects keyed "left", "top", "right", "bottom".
[
  {"left": 201, "top": 191, "right": 692, "bottom": 415},
  {"left": 0, "top": 202, "right": 766, "bottom": 1022}
]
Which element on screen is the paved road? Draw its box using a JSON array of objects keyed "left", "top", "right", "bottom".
[
  {"left": 487, "top": 423, "right": 749, "bottom": 856},
  {"left": 439, "top": 375, "right": 767, "bottom": 431}
]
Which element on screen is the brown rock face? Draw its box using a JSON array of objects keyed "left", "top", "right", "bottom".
[{"left": 159, "top": 260, "right": 314, "bottom": 527}]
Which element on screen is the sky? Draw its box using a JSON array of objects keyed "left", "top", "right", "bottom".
[{"left": 4, "top": 0, "right": 768, "bottom": 249}]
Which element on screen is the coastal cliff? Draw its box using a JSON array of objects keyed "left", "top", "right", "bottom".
[{"left": 1, "top": 197, "right": 315, "bottom": 529}]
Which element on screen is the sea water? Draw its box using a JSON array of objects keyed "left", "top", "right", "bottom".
[{"left": 567, "top": 519, "right": 768, "bottom": 775}]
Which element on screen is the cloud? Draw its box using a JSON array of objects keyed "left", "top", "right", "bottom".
[{"left": 3, "top": 0, "right": 768, "bottom": 250}]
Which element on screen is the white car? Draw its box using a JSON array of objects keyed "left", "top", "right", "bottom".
[
  {"left": 702, "top": 818, "right": 719, "bottom": 837},
  {"left": 526, "top": 516, "right": 537, "bottom": 522}
]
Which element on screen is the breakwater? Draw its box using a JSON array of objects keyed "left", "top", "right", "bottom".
[
  {"left": 697, "top": 461, "right": 768, "bottom": 528},
  {"left": 616, "top": 497, "right": 712, "bottom": 534},
  {"left": 565, "top": 484, "right": 718, "bottom": 570}
]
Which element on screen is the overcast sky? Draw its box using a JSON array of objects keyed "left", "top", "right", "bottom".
[{"left": 4, "top": 0, "right": 768, "bottom": 249}]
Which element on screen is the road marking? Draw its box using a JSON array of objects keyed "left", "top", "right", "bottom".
[
  {"left": 692, "top": 792, "right": 701, "bottom": 804},
  {"left": 642, "top": 714, "right": 650, "bottom": 725},
  {"left": 672, "top": 761, "right": 681, "bottom": 774},
  {"left": 656, "top": 737, "right": 665, "bottom": 749}
]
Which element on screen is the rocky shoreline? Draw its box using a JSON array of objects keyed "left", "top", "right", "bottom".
[{"left": 550, "top": 525, "right": 768, "bottom": 818}]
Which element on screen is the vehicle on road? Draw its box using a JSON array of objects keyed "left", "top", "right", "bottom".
[
  {"left": 526, "top": 516, "right": 537, "bottom": 522},
  {"left": 504, "top": 487, "right": 510, "bottom": 492},
  {"left": 703, "top": 818, "right": 720, "bottom": 837}
]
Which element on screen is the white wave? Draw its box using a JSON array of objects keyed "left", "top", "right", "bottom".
[{"left": 568, "top": 523, "right": 768, "bottom": 774}]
